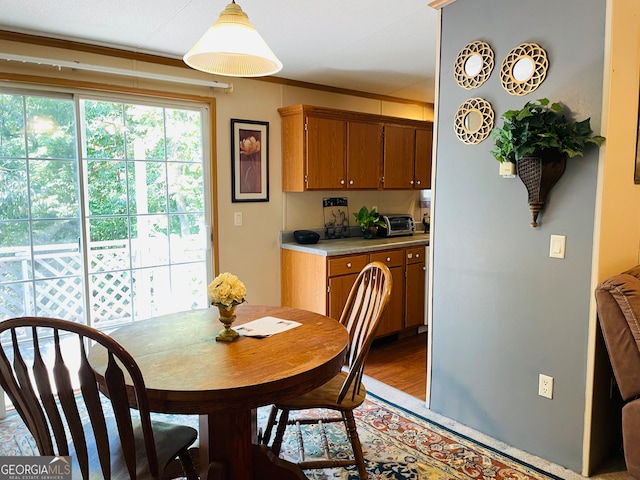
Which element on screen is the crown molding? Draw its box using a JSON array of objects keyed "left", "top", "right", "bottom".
[
  {"left": 0, "top": 30, "right": 183, "bottom": 67},
  {"left": 0, "top": 29, "right": 433, "bottom": 108},
  {"left": 428, "top": 0, "right": 457, "bottom": 9}
]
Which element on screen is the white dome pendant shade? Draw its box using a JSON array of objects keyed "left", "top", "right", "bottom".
[{"left": 183, "top": 1, "right": 283, "bottom": 77}]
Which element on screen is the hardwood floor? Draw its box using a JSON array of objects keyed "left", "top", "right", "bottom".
[{"left": 364, "top": 332, "right": 427, "bottom": 401}]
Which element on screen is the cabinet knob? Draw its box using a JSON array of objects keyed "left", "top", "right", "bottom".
[
  {"left": 410, "top": 180, "right": 414, "bottom": 185},
  {"left": 349, "top": 180, "right": 354, "bottom": 185},
  {"left": 386, "top": 257, "right": 391, "bottom": 262},
  {"left": 340, "top": 179, "right": 345, "bottom": 185},
  {"left": 416, "top": 180, "right": 421, "bottom": 185},
  {"left": 346, "top": 262, "right": 352, "bottom": 268},
  {"left": 415, "top": 253, "right": 420, "bottom": 258}
]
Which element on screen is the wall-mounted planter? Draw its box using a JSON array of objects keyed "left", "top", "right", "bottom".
[
  {"left": 517, "top": 152, "right": 566, "bottom": 228},
  {"left": 491, "top": 98, "right": 605, "bottom": 228}
]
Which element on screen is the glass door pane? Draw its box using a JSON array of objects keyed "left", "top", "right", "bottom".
[
  {"left": 81, "top": 98, "right": 209, "bottom": 328},
  {"left": 0, "top": 92, "right": 83, "bottom": 321}
]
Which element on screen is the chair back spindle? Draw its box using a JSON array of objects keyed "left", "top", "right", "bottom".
[{"left": 337, "top": 261, "right": 392, "bottom": 403}]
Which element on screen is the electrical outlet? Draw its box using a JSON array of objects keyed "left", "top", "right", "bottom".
[
  {"left": 234, "top": 212, "right": 242, "bottom": 226},
  {"left": 538, "top": 374, "right": 554, "bottom": 399}
]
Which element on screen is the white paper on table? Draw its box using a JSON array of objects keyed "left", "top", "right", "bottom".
[{"left": 234, "top": 316, "right": 302, "bottom": 337}]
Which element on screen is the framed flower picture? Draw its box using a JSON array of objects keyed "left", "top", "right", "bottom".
[{"left": 231, "top": 119, "right": 269, "bottom": 202}]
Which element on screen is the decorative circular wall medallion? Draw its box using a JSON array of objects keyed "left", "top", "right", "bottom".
[
  {"left": 454, "top": 40, "right": 495, "bottom": 89},
  {"left": 454, "top": 97, "right": 495, "bottom": 145},
  {"left": 500, "top": 43, "right": 548, "bottom": 96}
]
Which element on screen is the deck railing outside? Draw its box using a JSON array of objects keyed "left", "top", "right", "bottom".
[{"left": 0, "top": 237, "right": 207, "bottom": 329}]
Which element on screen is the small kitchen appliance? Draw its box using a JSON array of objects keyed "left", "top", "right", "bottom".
[
  {"left": 377, "top": 214, "right": 415, "bottom": 237},
  {"left": 294, "top": 230, "right": 320, "bottom": 244}
]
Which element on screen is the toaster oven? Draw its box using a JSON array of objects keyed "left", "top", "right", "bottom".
[{"left": 378, "top": 214, "right": 415, "bottom": 237}]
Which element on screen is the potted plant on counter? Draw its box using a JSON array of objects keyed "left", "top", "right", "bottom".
[
  {"left": 353, "top": 206, "right": 386, "bottom": 239},
  {"left": 491, "top": 98, "right": 605, "bottom": 227}
]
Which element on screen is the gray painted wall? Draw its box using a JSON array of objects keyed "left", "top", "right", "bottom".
[{"left": 430, "top": 0, "right": 606, "bottom": 471}]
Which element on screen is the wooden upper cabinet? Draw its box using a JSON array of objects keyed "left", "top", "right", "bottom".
[
  {"left": 415, "top": 126, "right": 433, "bottom": 189},
  {"left": 306, "top": 115, "right": 346, "bottom": 190},
  {"left": 383, "top": 124, "right": 416, "bottom": 189},
  {"left": 347, "top": 121, "right": 383, "bottom": 189},
  {"left": 279, "top": 104, "right": 432, "bottom": 192},
  {"left": 383, "top": 124, "right": 433, "bottom": 190}
]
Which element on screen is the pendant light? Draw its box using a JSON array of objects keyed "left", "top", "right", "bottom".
[{"left": 183, "top": 1, "right": 283, "bottom": 77}]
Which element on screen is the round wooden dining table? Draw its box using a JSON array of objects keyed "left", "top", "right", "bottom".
[{"left": 88, "top": 304, "right": 349, "bottom": 480}]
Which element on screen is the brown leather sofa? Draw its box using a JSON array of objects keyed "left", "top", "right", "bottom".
[{"left": 595, "top": 265, "right": 640, "bottom": 479}]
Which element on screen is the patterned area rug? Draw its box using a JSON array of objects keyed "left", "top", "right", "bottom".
[{"left": 0, "top": 392, "right": 560, "bottom": 480}]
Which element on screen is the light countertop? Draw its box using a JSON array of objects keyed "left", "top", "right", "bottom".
[{"left": 280, "top": 231, "right": 429, "bottom": 257}]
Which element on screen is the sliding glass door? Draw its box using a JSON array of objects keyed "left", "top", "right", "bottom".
[{"left": 0, "top": 89, "right": 212, "bottom": 328}]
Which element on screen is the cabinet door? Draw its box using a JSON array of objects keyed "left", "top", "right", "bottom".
[
  {"left": 370, "top": 249, "right": 404, "bottom": 337},
  {"left": 347, "top": 121, "right": 382, "bottom": 189},
  {"left": 414, "top": 127, "right": 433, "bottom": 189},
  {"left": 327, "top": 254, "right": 369, "bottom": 320},
  {"left": 306, "top": 115, "right": 346, "bottom": 189},
  {"left": 382, "top": 125, "right": 416, "bottom": 189},
  {"left": 377, "top": 265, "right": 404, "bottom": 337},
  {"left": 328, "top": 273, "right": 359, "bottom": 320},
  {"left": 405, "top": 248, "right": 426, "bottom": 328}
]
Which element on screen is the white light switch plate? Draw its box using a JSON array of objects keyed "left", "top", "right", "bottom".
[{"left": 549, "top": 235, "right": 566, "bottom": 259}]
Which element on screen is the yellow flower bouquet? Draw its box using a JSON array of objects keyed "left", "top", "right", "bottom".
[{"left": 207, "top": 272, "right": 246, "bottom": 310}]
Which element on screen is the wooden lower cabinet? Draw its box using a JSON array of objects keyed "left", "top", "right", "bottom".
[
  {"left": 281, "top": 245, "right": 426, "bottom": 338},
  {"left": 327, "top": 254, "right": 369, "bottom": 319},
  {"left": 280, "top": 249, "right": 326, "bottom": 314},
  {"left": 369, "top": 249, "right": 405, "bottom": 337},
  {"left": 404, "top": 247, "right": 426, "bottom": 328}
]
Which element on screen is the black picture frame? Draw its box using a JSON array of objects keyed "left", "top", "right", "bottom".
[{"left": 231, "top": 119, "right": 269, "bottom": 202}]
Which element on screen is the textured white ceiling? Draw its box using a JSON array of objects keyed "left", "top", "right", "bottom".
[{"left": 0, "top": 0, "right": 439, "bottom": 103}]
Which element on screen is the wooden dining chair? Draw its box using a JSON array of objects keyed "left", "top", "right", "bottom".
[
  {"left": 0, "top": 316, "right": 198, "bottom": 480},
  {"left": 262, "top": 261, "right": 392, "bottom": 480}
]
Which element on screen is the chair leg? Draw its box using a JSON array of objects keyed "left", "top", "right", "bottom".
[
  {"left": 262, "top": 405, "right": 279, "bottom": 445},
  {"left": 205, "top": 461, "right": 226, "bottom": 480},
  {"left": 271, "top": 409, "right": 290, "bottom": 456},
  {"left": 178, "top": 448, "right": 199, "bottom": 480},
  {"left": 343, "top": 411, "right": 368, "bottom": 480}
]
